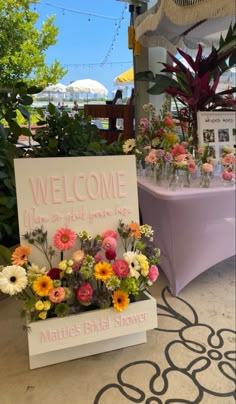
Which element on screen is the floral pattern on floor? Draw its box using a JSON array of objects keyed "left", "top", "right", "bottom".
[{"left": 94, "top": 287, "right": 236, "bottom": 403}]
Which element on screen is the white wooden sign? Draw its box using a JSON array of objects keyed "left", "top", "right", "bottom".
[
  {"left": 14, "top": 155, "right": 139, "bottom": 267},
  {"left": 197, "top": 111, "right": 236, "bottom": 160}
]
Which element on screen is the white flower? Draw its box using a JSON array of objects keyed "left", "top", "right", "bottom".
[
  {"left": 0, "top": 265, "right": 28, "bottom": 296},
  {"left": 123, "top": 139, "right": 136, "bottom": 154},
  {"left": 123, "top": 251, "right": 140, "bottom": 279},
  {"left": 27, "top": 263, "right": 47, "bottom": 278}
]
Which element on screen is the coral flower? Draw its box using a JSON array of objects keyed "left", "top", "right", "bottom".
[
  {"left": 32, "top": 275, "right": 53, "bottom": 297},
  {"left": 112, "top": 259, "right": 130, "bottom": 277},
  {"left": 48, "top": 287, "right": 65, "bottom": 303},
  {"left": 128, "top": 222, "right": 141, "bottom": 239},
  {"left": 112, "top": 290, "right": 130, "bottom": 312},
  {"left": 11, "top": 245, "right": 31, "bottom": 266},
  {"left": 53, "top": 227, "right": 76, "bottom": 251},
  {"left": 94, "top": 262, "right": 113, "bottom": 281}
]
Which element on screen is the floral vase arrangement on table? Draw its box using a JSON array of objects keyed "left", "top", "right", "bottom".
[
  {"left": 220, "top": 145, "right": 236, "bottom": 186},
  {"left": 0, "top": 220, "right": 160, "bottom": 322}
]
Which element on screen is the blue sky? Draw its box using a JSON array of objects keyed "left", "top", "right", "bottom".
[{"left": 35, "top": 0, "right": 133, "bottom": 97}]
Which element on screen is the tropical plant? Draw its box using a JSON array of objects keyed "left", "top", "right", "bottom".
[{"left": 136, "top": 22, "right": 236, "bottom": 147}]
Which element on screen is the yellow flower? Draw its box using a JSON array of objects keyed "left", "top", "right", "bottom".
[
  {"left": 112, "top": 290, "right": 130, "bottom": 312},
  {"left": 94, "top": 262, "right": 113, "bottom": 281},
  {"left": 164, "top": 132, "right": 179, "bottom": 144},
  {"left": 38, "top": 311, "right": 47, "bottom": 320},
  {"left": 43, "top": 301, "right": 51, "bottom": 311},
  {"left": 35, "top": 300, "right": 44, "bottom": 311},
  {"left": 32, "top": 275, "right": 53, "bottom": 297},
  {"left": 137, "top": 254, "right": 149, "bottom": 276}
]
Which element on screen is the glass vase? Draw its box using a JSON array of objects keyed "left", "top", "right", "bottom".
[
  {"left": 200, "top": 171, "right": 211, "bottom": 188},
  {"left": 136, "top": 159, "right": 143, "bottom": 177},
  {"left": 155, "top": 164, "right": 164, "bottom": 185},
  {"left": 169, "top": 169, "right": 180, "bottom": 191}
]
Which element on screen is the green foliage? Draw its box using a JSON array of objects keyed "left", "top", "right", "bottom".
[
  {"left": 0, "top": 0, "right": 67, "bottom": 89},
  {"left": 27, "top": 103, "right": 124, "bottom": 158}
]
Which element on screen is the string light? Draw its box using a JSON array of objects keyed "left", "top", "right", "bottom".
[
  {"left": 100, "top": 4, "right": 128, "bottom": 66},
  {"left": 39, "top": 2, "right": 128, "bottom": 23},
  {"left": 59, "top": 61, "right": 132, "bottom": 69}
]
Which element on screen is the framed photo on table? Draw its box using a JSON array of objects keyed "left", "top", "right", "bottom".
[{"left": 197, "top": 111, "right": 236, "bottom": 159}]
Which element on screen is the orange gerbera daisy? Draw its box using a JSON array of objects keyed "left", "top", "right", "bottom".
[
  {"left": 112, "top": 290, "right": 130, "bottom": 312},
  {"left": 128, "top": 222, "right": 141, "bottom": 239},
  {"left": 11, "top": 245, "right": 31, "bottom": 266},
  {"left": 32, "top": 275, "right": 53, "bottom": 297},
  {"left": 94, "top": 262, "right": 113, "bottom": 281}
]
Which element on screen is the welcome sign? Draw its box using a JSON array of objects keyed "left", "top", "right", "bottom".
[{"left": 14, "top": 155, "right": 139, "bottom": 266}]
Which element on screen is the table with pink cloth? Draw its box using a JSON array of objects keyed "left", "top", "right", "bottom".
[{"left": 138, "top": 177, "right": 236, "bottom": 295}]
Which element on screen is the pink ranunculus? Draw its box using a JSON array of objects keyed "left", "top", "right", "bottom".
[
  {"left": 48, "top": 287, "right": 65, "bottom": 303},
  {"left": 175, "top": 153, "right": 187, "bottom": 162},
  {"left": 222, "top": 170, "right": 234, "bottom": 181},
  {"left": 202, "top": 163, "right": 213, "bottom": 173},
  {"left": 112, "top": 259, "right": 130, "bottom": 277},
  {"left": 181, "top": 141, "right": 189, "bottom": 148},
  {"left": 148, "top": 265, "right": 159, "bottom": 283},
  {"left": 94, "top": 252, "right": 103, "bottom": 263},
  {"left": 105, "top": 249, "right": 117, "bottom": 261},
  {"left": 72, "top": 250, "right": 85, "bottom": 264},
  {"left": 102, "top": 236, "right": 117, "bottom": 251},
  {"left": 47, "top": 267, "right": 61, "bottom": 280},
  {"left": 77, "top": 283, "right": 93, "bottom": 303},
  {"left": 101, "top": 230, "right": 118, "bottom": 240}
]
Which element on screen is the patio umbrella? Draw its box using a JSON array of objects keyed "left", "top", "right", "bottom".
[
  {"left": 66, "top": 79, "right": 108, "bottom": 102},
  {"left": 43, "top": 83, "right": 67, "bottom": 93},
  {"left": 114, "top": 67, "right": 134, "bottom": 85},
  {"left": 135, "top": 0, "right": 235, "bottom": 52}
]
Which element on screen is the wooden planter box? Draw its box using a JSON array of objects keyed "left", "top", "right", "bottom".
[{"left": 27, "top": 291, "right": 157, "bottom": 369}]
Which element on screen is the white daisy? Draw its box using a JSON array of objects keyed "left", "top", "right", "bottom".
[
  {"left": 123, "top": 251, "right": 140, "bottom": 279},
  {"left": 122, "top": 139, "right": 136, "bottom": 154},
  {"left": 0, "top": 265, "right": 28, "bottom": 295}
]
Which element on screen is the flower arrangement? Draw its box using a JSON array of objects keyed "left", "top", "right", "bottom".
[
  {"left": 0, "top": 221, "right": 160, "bottom": 321},
  {"left": 122, "top": 99, "right": 179, "bottom": 162},
  {"left": 220, "top": 145, "right": 236, "bottom": 185}
]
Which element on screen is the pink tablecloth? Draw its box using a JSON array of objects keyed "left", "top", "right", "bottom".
[{"left": 138, "top": 177, "right": 236, "bottom": 295}]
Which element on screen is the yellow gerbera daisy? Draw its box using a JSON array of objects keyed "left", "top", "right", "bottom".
[
  {"left": 32, "top": 275, "right": 53, "bottom": 297},
  {"left": 11, "top": 245, "right": 31, "bottom": 266},
  {"left": 94, "top": 262, "right": 113, "bottom": 281},
  {"left": 112, "top": 290, "right": 130, "bottom": 312}
]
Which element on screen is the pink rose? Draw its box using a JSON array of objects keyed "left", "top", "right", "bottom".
[
  {"left": 102, "top": 236, "right": 117, "bottom": 251},
  {"left": 77, "top": 283, "right": 93, "bottom": 303},
  {"left": 112, "top": 259, "right": 130, "bottom": 277},
  {"left": 148, "top": 265, "right": 159, "bottom": 283},
  {"left": 222, "top": 170, "right": 234, "bottom": 181},
  {"left": 202, "top": 163, "right": 213, "bottom": 173},
  {"left": 101, "top": 230, "right": 118, "bottom": 240}
]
